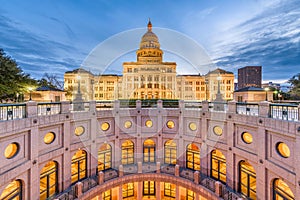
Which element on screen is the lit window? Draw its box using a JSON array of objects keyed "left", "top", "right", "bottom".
[
  {"left": 273, "top": 179, "right": 294, "bottom": 200},
  {"left": 98, "top": 144, "right": 112, "bottom": 172},
  {"left": 143, "top": 181, "right": 155, "bottom": 196},
  {"left": 186, "top": 144, "right": 200, "bottom": 170},
  {"left": 0, "top": 180, "right": 22, "bottom": 200},
  {"left": 145, "top": 120, "right": 153, "bottom": 128},
  {"left": 166, "top": 120, "right": 175, "bottom": 129},
  {"left": 211, "top": 150, "right": 226, "bottom": 183},
  {"left": 276, "top": 142, "right": 290, "bottom": 158},
  {"left": 101, "top": 122, "right": 110, "bottom": 131},
  {"left": 124, "top": 121, "right": 132, "bottom": 129},
  {"left": 189, "top": 122, "right": 197, "bottom": 131},
  {"left": 71, "top": 150, "right": 87, "bottom": 184},
  {"left": 122, "top": 140, "right": 134, "bottom": 165},
  {"left": 186, "top": 189, "right": 195, "bottom": 200},
  {"left": 102, "top": 190, "right": 112, "bottom": 200},
  {"left": 239, "top": 161, "right": 256, "bottom": 199},
  {"left": 164, "top": 140, "right": 177, "bottom": 165},
  {"left": 75, "top": 126, "right": 85, "bottom": 136},
  {"left": 122, "top": 183, "right": 134, "bottom": 198},
  {"left": 241, "top": 132, "right": 253, "bottom": 144},
  {"left": 213, "top": 126, "right": 223, "bottom": 136},
  {"left": 143, "top": 139, "right": 156, "bottom": 163},
  {"left": 44, "top": 132, "right": 55, "bottom": 144},
  {"left": 164, "top": 182, "right": 176, "bottom": 198},
  {"left": 40, "top": 161, "right": 58, "bottom": 200},
  {"left": 4, "top": 143, "right": 19, "bottom": 159}
]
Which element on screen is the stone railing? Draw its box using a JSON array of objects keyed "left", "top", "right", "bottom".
[
  {"left": 54, "top": 162, "right": 243, "bottom": 200},
  {"left": 0, "top": 100, "right": 299, "bottom": 122}
]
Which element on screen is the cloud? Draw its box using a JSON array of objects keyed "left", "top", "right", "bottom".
[{"left": 210, "top": 0, "right": 300, "bottom": 81}]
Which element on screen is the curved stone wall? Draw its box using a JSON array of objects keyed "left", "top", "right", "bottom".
[{"left": 0, "top": 100, "right": 299, "bottom": 199}]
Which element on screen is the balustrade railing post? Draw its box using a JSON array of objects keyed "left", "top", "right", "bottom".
[
  {"left": 114, "top": 100, "right": 120, "bottom": 110},
  {"left": 138, "top": 162, "right": 142, "bottom": 173},
  {"left": 26, "top": 101, "right": 38, "bottom": 117},
  {"left": 119, "top": 165, "right": 124, "bottom": 177},
  {"left": 259, "top": 101, "right": 270, "bottom": 117},
  {"left": 60, "top": 101, "right": 70, "bottom": 114},
  {"left": 194, "top": 171, "right": 200, "bottom": 184},
  {"left": 202, "top": 101, "right": 209, "bottom": 112},
  {"left": 156, "top": 162, "right": 161, "bottom": 173},
  {"left": 175, "top": 165, "right": 180, "bottom": 177},
  {"left": 89, "top": 101, "right": 96, "bottom": 112},
  {"left": 298, "top": 105, "right": 300, "bottom": 121},
  {"left": 228, "top": 101, "right": 237, "bottom": 113},
  {"left": 75, "top": 182, "right": 83, "bottom": 198},
  {"left": 157, "top": 100, "right": 163, "bottom": 109},
  {"left": 98, "top": 171, "right": 104, "bottom": 184},
  {"left": 214, "top": 181, "right": 222, "bottom": 197},
  {"left": 179, "top": 100, "right": 184, "bottom": 109},
  {"left": 136, "top": 100, "right": 141, "bottom": 110}
]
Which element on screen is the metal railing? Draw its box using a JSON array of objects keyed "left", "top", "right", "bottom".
[
  {"left": 236, "top": 102, "right": 259, "bottom": 116},
  {"left": 0, "top": 103, "right": 26, "bottom": 121},
  {"left": 184, "top": 101, "right": 202, "bottom": 110},
  {"left": 70, "top": 102, "right": 90, "bottom": 112},
  {"left": 37, "top": 102, "right": 61, "bottom": 116},
  {"left": 269, "top": 104, "right": 299, "bottom": 121},
  {"left": 96, "top": 101, "right": 114, "bottom": 110}
]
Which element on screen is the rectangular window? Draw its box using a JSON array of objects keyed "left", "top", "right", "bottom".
[
  {"left": 123, "top": 183, "right": 134, "bottom": 198},
  {"left": 164, "top": 183, "right": 176, "bottom": 198},
  {"left": 102, "top": 190, "right": 112, "bottom": 200},
  {"left": 143, "top": 181, "right": 155, "bottom": 196}
]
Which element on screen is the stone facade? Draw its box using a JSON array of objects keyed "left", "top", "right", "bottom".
[{"left": 0, "top": 100, "right": 299, "bottom": 199}]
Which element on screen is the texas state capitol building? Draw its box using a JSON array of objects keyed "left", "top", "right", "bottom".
[
  {"left": 0, "top": 21, "right": 299, "bottom": 200},
  {"left": 64, "top": 21, "right": 234, "bottom": 101}
]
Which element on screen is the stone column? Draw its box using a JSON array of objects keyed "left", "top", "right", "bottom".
[
  {"left": 137, "top": 182, "right": 143, "bottom": 199},
  {"left": 75, "top": 182, "right": 83, "bottom": 198},
  {"left": 258, "top": 101, "right": 270, "bottom": 117},
  {"left": 98, "top": 171, "right": 104, "bottom": 184},
  {"left": 201, "top": 101, "right": 209, "bottom": 112},
  {"left": 214, "top": 181, "right": 222, "bottom": 197}
]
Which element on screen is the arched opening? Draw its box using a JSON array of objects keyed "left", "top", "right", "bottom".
[
  {"left": 98, "top": 144, "right": 112, "bottom": 172},
  {"left": 71, "top": 150, "right": 87, "bottom": 184},
  {"left": 143, "top": 139, "right": 156, "bottom": 163},
  {"left": 40, "top": 161, "right": 58, "bottom": 200},
  {"left": 164, "top": 140, "right": 177, "bottom": 165},
  {"left": 273, "top": 179, "right": 294, "bottom": 200},
  {"left": 0, "top": 180, "right": 22, "bottom": 200},
  {"left": 186, "top": 143, "right": 200, "bottom": 170},
  {"left": 239, "top": 161, "right": 256, "bottom": 199},
  {"left": 211, "top": 149, "right": 226, "bottom": 183},
  {"left": 121, "top": 140, "right": 134, "bottom": 165}
]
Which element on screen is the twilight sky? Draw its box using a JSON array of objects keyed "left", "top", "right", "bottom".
[{"left": 0, "top": 0, "right": 299, "bottom": 83}]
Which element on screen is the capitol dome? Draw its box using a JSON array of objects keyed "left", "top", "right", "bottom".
[{"left": 139, "top": 20, "right": 160, "bottom": 49}]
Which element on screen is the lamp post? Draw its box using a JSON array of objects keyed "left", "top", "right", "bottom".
[
  {"left": 264, "top": 87, "right": 269, "bottom": 101},
  {"left": 28, "top": 87, "right": 33, "bottom": 101},
  {"left": 77, "top": 75, "right": 81, "bottom": 95}
]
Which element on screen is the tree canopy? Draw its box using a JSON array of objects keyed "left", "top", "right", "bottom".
[
  {"left": 288, "top": 73, "right": 300, "bottom": 100},
  {"left": 0, "top": 49, "right": 37, "bottom": 101}
]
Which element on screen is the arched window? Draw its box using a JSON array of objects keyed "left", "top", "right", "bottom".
[
  {"left": 0, "top": 180, "right": 22, "bottom": 200},
  {"left": 239, "top": 161, "right": 256, "bottom": 199},
  {"left": 122, "top": 140, "right": 134, "bottom": 165},
  {"left": 164, "top": 140, "right": 177, "bottom": 165},
  {"left": 273, "top": 179, "right": 294, "bottom": 200},
  {"left": 71, "top": 150, "right": 87, "bottom": 184},
  {"left": 98, "top": 144, "right": 112, "bottom": 172},
  {"left": 186, "top": 143, "right": 200, "bottom": 170},
  {"left": 40, "top": 161, "right": 58, "bottom": 200},
  {"left": 211, "top": 149, "right": 226, "bottom": 183},
  {"left": 143, "top": 139, "right": 156, "bottom": 163}
]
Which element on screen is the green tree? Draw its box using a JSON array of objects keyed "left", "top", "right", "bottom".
[
  {"left": 0, "top": 49, "right": 36, "bottom": 102},
  {"left": 288, "top": 73, "right": 300, "bottom": 100}
]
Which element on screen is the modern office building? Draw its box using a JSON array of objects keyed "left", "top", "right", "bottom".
[
  {"left": 64, "top": 21, "right": 234, "bottom": 102},
  {"left": 238, "top": 66, "right": 262, "bottom": 90}
]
